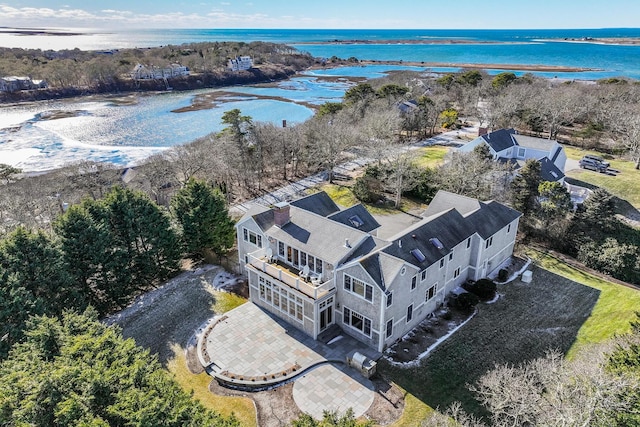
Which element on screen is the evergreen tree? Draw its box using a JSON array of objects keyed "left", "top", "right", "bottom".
[
  {"left": 102, "top": 186, "right": 181, "bottom": 287},
  {"left": 0, "top": 270, "right": 44, "bottom": 358},
  {"left": 0, "top": 309, "right": 239, "bottom": 426},
  {"left": 0, "top": 227, "right": 77, "bottom": 312},
  {"left": 55, "top": 201, "right": 120, "bottom": 313},
  {"left": 56, "top": 187, "right": 180, "bottom": 312},
  {"left": 171, "top": 179, "right": 235, "bottom": 259},
  {"left": 511, "top": 159, "right": 542, "bottom": 219}
]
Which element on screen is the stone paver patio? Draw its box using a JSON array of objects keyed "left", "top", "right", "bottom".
[
  {"left": 293, "top": 364, "right": 375, "bottom": 419},
  {"left": 199, "top": 302, "right": 379, "bottom": 418}
]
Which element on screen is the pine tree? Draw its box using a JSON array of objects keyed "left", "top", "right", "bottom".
[{"left": 171, "top": 179, "right": 235, "bottom": 259}]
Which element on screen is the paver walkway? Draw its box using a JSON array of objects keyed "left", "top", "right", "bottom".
[{"left": 199, "top": 302, "right": 379, "bottom": 418}]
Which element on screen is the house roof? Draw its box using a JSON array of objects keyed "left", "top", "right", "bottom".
[
  {"left": 381, "top": 190, "right": 521, "bottom": 269},
  {"left": 538, "top": 157, "right": 565, "bottom": 182},
  {"left": 290, "top": 191, "right": 340, "bottom": 217},
  {"left": 481, "top": 128, "right": 517, "bottom": 153},
  {"left": 424, "top": 191, "right": 482, "bottom": 217},
  {"left": 328, "top": 204, "right": 381, "bottom": 233},
  {"left": 266, "top": 206, "right": 370, "bottom": 266},
  {"left": 513, "top": 134, "right": 556, "bottom": 151},
  {"left": 464, "top": 201, "right": 522, "bottom": 239},
  {"left": 383, "top": 209, "right": 476, "bottom": 269}
]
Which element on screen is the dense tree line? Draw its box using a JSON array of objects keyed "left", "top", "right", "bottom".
[
  {"left": 0, "top": 41, "right": 315, "bottom": 100},
  {"left": 0, "top": 182, "right": 234, "bottom": 358},
  {"left": 0, "top": 309, "right": 239, "bottom": 426}
]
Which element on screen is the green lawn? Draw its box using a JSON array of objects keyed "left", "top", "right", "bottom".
[
  {"left": 384, "top": 251, "right": 640, "bottom": 424},
  {"left": 564, "top": 146, "right": 640, "bottom": 209},
  {"left": 413, "top": 146, "right": 451, "bottom": 169},
  {"left": 167, "top": 345, "right": 257, "bottom": 427},
  {"left": 524, "top": 248, "right": 640, "bottom": 356},
  {"left": 317, "top": 183, "right": 426, "bottom": 215}
]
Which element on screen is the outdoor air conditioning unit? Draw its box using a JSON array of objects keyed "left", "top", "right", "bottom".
[{"left": 346, "top": 351, "right": 377, "bottom": 379}]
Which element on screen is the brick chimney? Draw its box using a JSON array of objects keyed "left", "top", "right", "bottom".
[{"left": 273, "top": 202, "right": 291, "bottom": 227}]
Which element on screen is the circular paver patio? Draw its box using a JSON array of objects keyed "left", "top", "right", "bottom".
[{"left": 292, "top": 363, "right": 375, "bottom": 419}]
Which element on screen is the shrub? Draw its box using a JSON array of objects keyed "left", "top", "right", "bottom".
[
  {"left": 498, "top": 268, "right": 509, "bottom": 282},
  {"left": 450, "top": 292, "right": 479, "bottom": 313},
  {"left": 352, "top": 175, "right": 382, "bottom": 203},
  {"left": 466, "top": 278, "right": 497, "bottom": 300}
]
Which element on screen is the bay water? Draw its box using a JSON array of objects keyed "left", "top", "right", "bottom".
[{"left": 1, "top": 28, "right": 639, "bottom": 171}]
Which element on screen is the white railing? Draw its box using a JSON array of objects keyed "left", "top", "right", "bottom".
[{"left": 247, "top": 252, "right": 334, "bottom": 299}]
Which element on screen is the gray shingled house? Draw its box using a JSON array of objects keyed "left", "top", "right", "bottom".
[
  {"left": 236, "top": 190, "right": 521, "bottom": 352},
  {"left": 459, "top": 128, "right": 567, "bottom": 183}
]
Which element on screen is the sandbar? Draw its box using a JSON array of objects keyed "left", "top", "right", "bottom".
[
  {"left": 537, "top": 37, "right": 640, "bottom": 46},
  {"left": 295, "top": 39, "right": 528, "bottom": 45},
  {"left": 357, "top": 60, "right": 599, "bottom": 73}
]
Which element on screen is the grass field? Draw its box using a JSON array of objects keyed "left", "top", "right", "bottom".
[
  {"left": 385, "top": 252, "right": 640, "bottom": 425},
  {"left": 413, "top": 146, "right": 451, "bottom": 169},
  {"left": 564, "top": 146, "right": 640, "bottom": 209},
  {"left": 318, "top": 183, "right": 426, "bottom": 214},
  {"left": 382, "top": 265, "right": 601, "bottom": 418},
  {"left": 524, "top": 248, "right": 640, "bottom": 355},
  {"left": 167, "top": 345, "right": 257, "bottom": 427},
  {"left": 113, "top": 268, "right": 257, "bottom": 426}
]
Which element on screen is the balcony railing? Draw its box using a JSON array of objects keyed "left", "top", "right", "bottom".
[{"left": 247, "top": 251, "right": 334, "bottom": 300}]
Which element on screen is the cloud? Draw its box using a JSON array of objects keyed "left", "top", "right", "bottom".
[{"left": 0, "top": 3, "right": 414, "bottom": 29}]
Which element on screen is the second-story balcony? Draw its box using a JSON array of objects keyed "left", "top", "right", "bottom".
[{"left": 246, "top": 250, "right": 335, "bottom": 300}]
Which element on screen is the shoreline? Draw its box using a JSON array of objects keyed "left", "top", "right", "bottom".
[
  {"left": 356, "top": 60, "right": 600, "bottom": 73},
  {"left": 536, "top": 37, "right": 640, "bottom": 46},
  {"left": 295, "top": 39, "right": 528, "bottom": 45}
]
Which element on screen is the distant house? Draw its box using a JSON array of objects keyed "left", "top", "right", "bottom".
[
  {"left": 459, "top": 128, "right": 567, "bottom": 183},
  {"left": 130, "top": 63, "right": 189, "bottom": 80},
  {"left": 228, "top": 56, "right": 253, "bottom": 72},
  {"left": 236, "top": 190, "right": 520, "bottom": 352},
  {"left": 0, "top": 76, "right": 47, "bottom": 92}
]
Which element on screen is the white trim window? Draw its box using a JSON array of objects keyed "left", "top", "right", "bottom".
[
  {"left": 454, "top": 267, "right": 461, "bottom": 278},
  {"left": 407, "top": 304, "right": 413, "bottom": 322},
  {"left": 243, "top": 228, "right": 263, "bottom": 248},
  {"left": 344, "top": 274, "right": 373, "bottom": 302},
  {"left": 258, "top": 276, "right": 304, "bottom": 323},
  {"left": 386, "top": 291, "right": 393, "bottom": 307},
  {"left": 278, "top": 241, "right": 323, "bottom": 274},
  {"left": 343, "top": 306, "right": 372, "bottom": 337},
  {"left": 426, "top": 284, "right": 437, "bottom": 301},
  {"left": 411, "top": 275, "right": 417, "bottom": 290},
  {"left": 517, "top": 147, "right": 526, "bottom": 158},
  {"left": 386, "top": 318, "right": 393, "bottom": 338},
  {"left": 485, "top": 236, "right": 493, "bottom": 249}
]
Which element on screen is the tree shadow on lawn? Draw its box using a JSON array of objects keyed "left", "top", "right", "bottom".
[
  {"left": 115, "top": 268, "right": 221, "bottom": 366},
  {"left": 380, "top": 265, "right": 600, "bottom": 419}
]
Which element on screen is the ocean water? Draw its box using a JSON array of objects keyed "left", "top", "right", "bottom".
[{"left": 1, "top": 28, "right": 639, "bottom": 171}]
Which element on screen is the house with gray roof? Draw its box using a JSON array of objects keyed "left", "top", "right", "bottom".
[
  {"left": 459, "top": 128, "right": 567, "bottom": 183},
  {"left": 236, "top": 190, "right": 520, "bottom": 352}
]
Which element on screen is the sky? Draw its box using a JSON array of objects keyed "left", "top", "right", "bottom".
[{"left": 1, "top": 1, "right": 639, "bottom": 30}]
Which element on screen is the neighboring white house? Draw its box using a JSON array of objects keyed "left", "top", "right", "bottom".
[
  {"left": 130, "top": 63, "right": 189, "bottom": 80},
  {"left": 459, "top": 128, "right": 567, "bottom": 183},
  {"left": 228, "top": 56, "right": 253, "bottom": 72},
  {"left": 236, "top": 190, "right": 521, "bottom": 352},
  {"left": 0, "top": 76, "right": 47, "bottom": 92}
]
